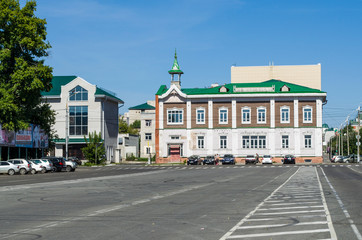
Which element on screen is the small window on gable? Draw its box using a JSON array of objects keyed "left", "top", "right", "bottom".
[
  {"left": 280, "top": 85, "right": 290, "bottom": 92},
  {"left": 219, "top": 86, "right": 228, "bottom": 93},
  {"left": 69, "top": 85, "right": 88, "bottom": 101}
]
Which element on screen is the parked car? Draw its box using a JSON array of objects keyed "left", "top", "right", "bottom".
[
  {"left": 42, "top": 157, "right": 67, "bottom": 172},
  {"left": 283, "top": 155, "right": 296, "bottom": 164},
  {"left": 29, "top": 160, "right": 45, "bottom": 174},
  {"left": 39, "top": 159, "right": 54, "bottom": 172},
  {"left": 203, "top": 156, "right": 216, "bottom": 165},
  {"left": 187, "top": 155, "right": 202, "bottom": 165},
  {"left": 7, "top": 159, "right": 32, "bottom": 175},
  {"left": 334, "top": 155, "right": 344, "bottom": 163},
  {"left": 245, "top": 155, "right": 257, "bottom": 164},
  {"left": 0, "top": 161, "right": 19, "bottom": 175},
  {"left": 262, "top": 155, "right": 273, "bottom": 164},
  {"left": 221, "top": 154, "right": 235, "bottom": 165},
  {"left": 65, "top": 158, "right": 77, "bottom": 171},
  {"left": 67, "top": 156, "right": 82, "bottom": 166},
  {"left": 343, "top": 154, "right": 361, "bottom": 163}
]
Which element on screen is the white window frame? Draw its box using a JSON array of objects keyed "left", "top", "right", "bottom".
[
  {"left": 197, "top": 136, "right": 204, "bottom": 149},
  {"left": 167, "top": 108, "right": 183, "bottom": 125},
  {"left": 242, "top": 135, "right": 266, "bottom": 149},
  {"left": 280, "top": 106, "right": 290, "bottom": 124},
  {"left": 220, "top": 135, "right": 227, "bottom": 149},
  {"left": 257, "top": 107, "right": 267, "bottom": 124},
  {"left": 242, "top": 136, "right": 250, "bottom": 148},
  {"left": 305, "top": 135, "right": 312, "bottom": 148},
  {"left": 303, "top": 106, "right": 313, "bottom": 123},
  {"left": 145, "top": 120, "right": 152, "bottom": 127},
  {"left": 145, "top": 133, "right": 152, "bottom": 141},
  {"left": 145, "top": 146, "right": 152, "bottom": 154},
  {"left": 282, "top": 135, "right": 289, "bottom": 149},
  {"left": 219, "top": 107, "right": 228, "bottom": 124},
  {"left": 259, "top": 136, "right": 266, "bottom": 149},
  {"left": 196, "top": 107, "right": 205, "bottom": 124},
  {"left": 242, "top": 107, "right": 251, "bottom": 124}
]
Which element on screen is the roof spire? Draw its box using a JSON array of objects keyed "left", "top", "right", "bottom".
[{"left": 168, "top": 49, "right": 183, "bottom": 74}]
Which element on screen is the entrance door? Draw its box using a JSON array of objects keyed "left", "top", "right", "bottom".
[{"left": 169, "top": 145, "right": 181, "bottom": 162}]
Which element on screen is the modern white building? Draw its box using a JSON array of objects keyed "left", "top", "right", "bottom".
[
  {"left": 42, "top": 76, "right": 124, "bottom": 162},
  {"left": 155, "top": 55, "right": 327, "bottom": 164}
]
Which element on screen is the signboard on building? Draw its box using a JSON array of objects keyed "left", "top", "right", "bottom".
[
  {"left": 15, "top": 126, "right": 33, "bottom": 148},
  {"left": 0, "top": 124, "right": 48, "bottom": 148},
  {"left": 0, "top": 124, "right": 15, "bottom": 146}
]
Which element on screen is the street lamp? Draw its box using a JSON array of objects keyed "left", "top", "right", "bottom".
[{"left": 65, "top": 90, "right": 79, "bottom": 160}]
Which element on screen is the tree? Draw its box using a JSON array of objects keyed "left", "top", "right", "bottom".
[
  {"left": 0, "top": 0, "right": 54, "bottom": 133},
  {"left": 119, "top": 116, "right": 139, "bottom": 135},
  {"left": 82, "top": 131, "right": 106, "bottom": 164}
]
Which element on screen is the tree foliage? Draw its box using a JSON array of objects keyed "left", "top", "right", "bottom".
[
  {"left": 82, "top": 131, "right": 106, "bottom": 164},
  {"left": 119, "top": 116, "right": 139, "bottom": 135},
  {"left": 0, "top": 0, "right": 54, "bottom": 133},
  {"left": 329, "top": 124, "right": 362, "bottom": 156}
]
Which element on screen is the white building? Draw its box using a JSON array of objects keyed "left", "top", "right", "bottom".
[
  {"left": 155, "top": 55, "right": 327, "bottom": 164},
  {"left": 42, "top": 76, "right": 124, "bottom": 162}
]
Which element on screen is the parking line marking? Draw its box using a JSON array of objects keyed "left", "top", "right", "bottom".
[
  {"left": 237, "top": 221, "right": 328, "bottom": 229},
  {"left": 245, "top": 215, "right": 327, "bottom": 221},
  {"left": 226, "top": 229, "right": 330, "bottom": 239},
  {"left": 320, "top": 167, "right": 362, "bottom": 240},
  {"left": 270, "top": 201, "right": 321, "bottom": 206},
  {"left": 255, "top": 209, "right": 325, "bottom": 215},
  {"left": 259, "top": 205, "right": 323, "bottom": 211}
]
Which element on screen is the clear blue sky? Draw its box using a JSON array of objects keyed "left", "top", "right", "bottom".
[{"left": 27, "top": 0, "right": 362, "bottom": 128}]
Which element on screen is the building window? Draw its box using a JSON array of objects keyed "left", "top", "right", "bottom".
[
  {"left": 219, "top": 108, "right": 228, "bottom": 124},
  {"left": 282, "top": 135, "right": 289, "bottom": 148},
  {"left": 146, "top": 147, "right": 151, "bottom": 154},
  {"left": 280, "top": 106, "right": 290, "bottom": 123},
  {"left": 242, "top": 107, "right": 251, "bottom": 124},
  {"left": 220, "top": 136, "right": 227, "bottom": 149},
  {"left": 196, "top": 108, "right": 205, "bottom": 124},
  {"left": 242, "top": 135, "right": 266, "bottom": 149},
  {"left": 170, "top": 136, "right": 180, "bottom": 140},
  {"left": 145, "top": 120, "right": 152, "bottom": 126},
  {"left": 145, "top": 133, "right": 152, "bottom": 141},
  {"left": 197, "top": 136, "right": 204, "bottom": 149},
  {"left": 167, "top": 109, "right": 183, "bottom": 125},
  {"left": 305, "top": 135, "right": 312, "bottom": 148},
  {"left": 242, "top": 136, "right": 250, "bottom": 148},
  {"left": 69, "top": 85, "right": 88, "bottom": 101},
  {"left": 69, "top": 106, "right": 88, "bottom": 135},
  {"left": 257, "top": 107, "right": 266, "bottom": 124},
  {"left": 303, "top": 107, "right": 313, "bottom": 123}
]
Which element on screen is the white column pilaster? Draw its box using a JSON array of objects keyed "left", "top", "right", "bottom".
[
  {"left": 316, "top": 99, "right": 322, "bottom": 128},
  {"left": 232, "top": 99, "right": 236, "bottom": 129},
  {"left": 270, "top": 98, "right": 275, "bottom": 128},
  {"left": 187, "top": 100, "right": 191, "bottom": 129},
  {"left": 208, "top": 99, "right": 213, "bottom": 129},
  {"left": 159, "top": 102, "right": 164, "bottom": 129},
  {"left": 294, "top": 99, "right": 299, "bottom": 128}
]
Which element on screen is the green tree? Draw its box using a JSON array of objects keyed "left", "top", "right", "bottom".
[
  {"left": 82, "top": 131, "right": 106, "bottom": 164},
  {"left": 0, "top": 0, "right": 54, "bottom": 132},
  {"left": 119, "top": 116, "right": 139, "bottom": 135}
]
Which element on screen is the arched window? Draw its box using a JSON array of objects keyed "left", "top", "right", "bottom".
[
  {"left": 280, "top": 106, "right": 290, "bottom": 123},
  {"left": 303, "top": 106, "right": 313, "bottom": 123},
  {"left": 69, "top": 85, "right": 88, "bottom": 101},
  {"left": 257, "top": 107, "right": 267, "bottom": 124},
  {"left": 242, "top": 107, "right": 251, "bottom": 124}
]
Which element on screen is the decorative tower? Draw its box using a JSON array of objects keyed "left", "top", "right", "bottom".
[{"left": 168, "top": 50, "right": 183, "bottom": 89}]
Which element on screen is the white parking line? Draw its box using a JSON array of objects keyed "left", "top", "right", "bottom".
[
  {"left": 258, "top": 205, "right": 323, "bottom": 211},
  {"left": 226, "top": 229, "right": 330, "bottom": 239},
  {"left": 255, "top": 209, "right": 325, "bottom": 215},
  {"left": 237, "top": 221, "right": 327, "bottom": 229}
]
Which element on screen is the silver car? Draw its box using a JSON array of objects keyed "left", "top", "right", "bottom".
[
  {"left": 39, "top": 159, "right": 54, "bottom": 172},
  {"left": 30, "top": 160, "right": 46, "bottom": 174},
  {"left": 0, "top": 161, "right": 20, "bottom": 175},
  {"left": 7, "top": 159, "right": 32, "bottom": 175}
]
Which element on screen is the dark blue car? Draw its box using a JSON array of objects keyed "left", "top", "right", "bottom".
[
  {"left": 203, "top": 156, "right": 216, "bottom": 165},
  {"left": 221, "top": 154, "right": 235, "bottom": 165}
]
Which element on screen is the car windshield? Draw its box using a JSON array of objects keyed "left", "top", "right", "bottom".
[
  {"left": 264, "top": 155, "right": 271, "bottom": 158},
  {"left": 206, "top": 156, "right": 213, "bottom": 159},
  {"left": 224, "top": 154, "right": 233, "bottom": 158},
  {"left": 189, "top": 155, "right": 198, "bottom": 159},
  {"left": 246, "top": 155, "right": 254, "bottom": 157}
]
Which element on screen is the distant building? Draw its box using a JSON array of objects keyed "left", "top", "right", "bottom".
[
  {"left": 41, "top": 76, "right": 124, "bottom": 162},
  {"left": 116, "top": 133, "right": 139, "bottom": 162},
  {"left": 231, "top": 64, "right": 321, "bottom": 90},
  {"left": 322, "top": 123, "right": 335, "bottom": 148},
  {"left": 351, "top": 112, "right": 362, "bottom": 132},
  {"left": 128, "top": 101, "right": 156, "bottom": 158},
  {"left": 155, "top": 54, "right": 327, "bottom": 163}
]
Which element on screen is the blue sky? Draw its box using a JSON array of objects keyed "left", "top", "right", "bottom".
[{"left": 28, "top": 0, "right": 362, "bottom": 128}]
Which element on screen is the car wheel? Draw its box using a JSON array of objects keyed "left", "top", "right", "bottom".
[
  {"left": 66, "top": 166, "right": 72, "bottom": 172},
  {"left": 30, "top": 169, "right": 36, "bottom": 174},
  {"left": 345, "top": 160, "right": 349, "bottom": 163},
  {"left": 8, "top": 169, "right": 15, "bottom": 175},
  {"left": 19, "top": 168, "right": 26, "bottom": 175},
  {"left": 41, "top": 167, "right": 46, "bottom": 174}
]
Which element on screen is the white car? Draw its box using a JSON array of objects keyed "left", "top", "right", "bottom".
[
  {"left": 262, "top": 155, "right": 273, "bottom": 164},
  {"left": 65, "top": 159, "right": 77, "bottom": 172},
  {"left": 30, "top": 161, "right": 46, "bottom": 174},
  {"left": 38, "top": 159, "right": 54, "bottom": 172},
  {"left": 0, "top": 161, "right": 20, "bottom": 175}
]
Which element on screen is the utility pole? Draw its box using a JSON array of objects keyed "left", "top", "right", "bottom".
[
  {"left": 341, "top": 127, "right": 343, "bottom": 156},
  {"left": 357, "top": 107, "right": 360, "bottom": 163},
  {"left": 347, "top": 117, "right": 350, "bottom": 156}
]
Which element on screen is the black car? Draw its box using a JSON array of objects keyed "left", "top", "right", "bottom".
[
  {"left": 283, "top": 155, "right": 296, "bottom": 164},
  {"left": 43, "top": 157, "right": 67, "bottom": 172},
  {"left": 187, "top": 155, "right": 202, "bottom": 165},
  {"left": 203, "top": 156, "right": 216, "bottom": 165},
  {"left": 221, "top": 154, "right": 235, "bottom": 165}
]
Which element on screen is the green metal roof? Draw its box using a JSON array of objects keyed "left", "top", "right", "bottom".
[
  {"left": 168, "top": 50, "right": 184, "bottom": 74},
  {"left": 156, "top": 79, "right": 326, "bottom": 96},
  {"left": 41, "top": 76, "right": 124, "bottom": 103},
  {"left": 129, "top": 102, "right": 155, "bottom": 110}
]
